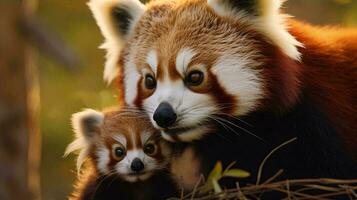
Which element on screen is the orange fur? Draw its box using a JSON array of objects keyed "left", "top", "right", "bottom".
[
  {"left": 288, "top": 20, "right": 357, "bottom": 153},
  {"left": 104, "top": 0, "right": 357, "bottom": 152}
]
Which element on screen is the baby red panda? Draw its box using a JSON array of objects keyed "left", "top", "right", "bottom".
[
  {"left": 87, "top": 0, "right": 357, "bottom": 181},
  {"left": 65, "top": 108, "right": 177, "bottom": 200}
]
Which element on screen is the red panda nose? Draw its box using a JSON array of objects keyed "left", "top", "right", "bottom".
[
  {"left": 131, "top": 158, "right": 144, "bottom": 172},
  {"left": 153, "top": 102, "right": 177, "bottom": 128}
]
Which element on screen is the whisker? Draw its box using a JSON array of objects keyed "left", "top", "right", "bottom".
[{"left": 213, "top": 115, "right": 264, "bottom": 142}]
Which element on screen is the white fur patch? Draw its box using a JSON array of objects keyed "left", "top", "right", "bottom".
[
  {"left": 96, "top": 147, "right": 110, "bottom": 174},
  {"left": 127, "top": 149, "right": 145, "bottom": 161},
  {"left": 175, "top": 48, "right": 196, "bottom": 76},
  {"left": 113, "top": 134, "right": 127, "bottom": 148},
  {"left": 123, "top": 54, "right": 140, "bottom": 106},
  {"left": 162, "top": 126, "right": 211, "bottom": 142},
  {"left": 88, "top": 0, "right": 146, "bottom": 83},
  {"left": 146, "top": 50, "right": 158, "bottom": 74},
  {"left": 207, "top": 0, "right": 303, "bottom": 61},
  {"left": 211, "top": 54, "right": 264, "bottom": 115}
]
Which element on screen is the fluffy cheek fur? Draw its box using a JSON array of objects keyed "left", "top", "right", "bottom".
[
  {"left": 96, "top": 146, "right": 111, "bottom": 174},
  {"left": 211, "top": 54, "right": 265, "bottom": 116},
  {"left": 142, "top": 81, "right": 218, "bottom": 142}
]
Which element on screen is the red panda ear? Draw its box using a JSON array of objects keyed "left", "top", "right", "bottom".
[
  {"left": 207, "top": 0, "right": 303, "bottom": 61},
  {"left": 64, "top": 109, "right": 104, "bottom": 173},
  {"left": 71, "top": 109, "right": 104, "bottom": 140},
  {"left": 88, "top": 0, "right": 146, "bottom": 83}
]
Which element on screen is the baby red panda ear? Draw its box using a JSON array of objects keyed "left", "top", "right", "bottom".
[
  {"left": 207, "top": 0, "right": 303, "bottom": 61},
  {"left": 64, "top": 109, "right": 104, "bottom": 173},
  {"left": 71, "top": 109, "right": 104, "bottom": 140},
  {"left": 88, "top": 0, "right": 146, "bottom": 83}
]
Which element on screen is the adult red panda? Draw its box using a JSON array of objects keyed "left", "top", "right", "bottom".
[
  {"left": 88, "top": 0, "right": 357, "bottom": 180},
  {"left": 65, "top": 108, "right": 177, "bottom": 199}
]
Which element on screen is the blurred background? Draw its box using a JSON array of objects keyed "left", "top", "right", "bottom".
[{"left": 0, "top": 0, "right": 356, "bottom": 199}]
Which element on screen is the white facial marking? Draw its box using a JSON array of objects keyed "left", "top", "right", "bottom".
[
  {"left": 146, "top": 50, "right": 158, "bottom": 74},
  {"left": 96, "top": 147, "right": 110, "bottom": 174},
  {"left": 175, "top": 48, "right": 196, "bottom": 76},
  {"left": 124, "top": 54, "right": 140, "bottom": 106},
  {"left": 112, "top": 134, "right": 127, "bottom": 148},
  {"left": 162, "top": 126, "right": 212, "bottom": 142},
  {"left": 211, "top": 54, "right": 264, "bottom": 115},
  {"left": 127, "top": 149, "right": 145, "bottom": 161}
]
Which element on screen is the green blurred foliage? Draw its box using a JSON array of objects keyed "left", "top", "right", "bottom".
[{"left": 36, "top": 0, "right": 356, "bottom": 199}]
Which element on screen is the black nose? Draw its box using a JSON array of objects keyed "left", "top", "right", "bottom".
[
  {"left": 153, "top": 102, "right": 177, "bottom": 128},
  {"left": 131, "top": 158, "right": 144, "bottom": 172}
]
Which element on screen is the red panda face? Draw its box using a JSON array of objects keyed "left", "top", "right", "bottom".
[
  {"left": 89, "top": 0, "right": 302, "bottom": 141},
  {"left": 120, "top": 2, "right": 267, "bottom": 141},
  {"left": 66, "top": 109, "right": 171, "bottom": 182}
]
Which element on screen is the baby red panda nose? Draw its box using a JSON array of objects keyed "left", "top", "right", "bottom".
[
  {"left": 153, "top": 102, "right": 177, "bottom": 128},
  {"left": 131, "top": 158, "right": 144, "bottom": 172}
]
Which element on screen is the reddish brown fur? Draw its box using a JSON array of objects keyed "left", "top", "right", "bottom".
[
  {"left": 99, "top": 110, "right": 156, "bottom": 150},
  {"left": 114, "top": 0, "right": 356, "bottom": 152},
  {"left": 288, "top": 19, "right": 357, "bottom": 152}
]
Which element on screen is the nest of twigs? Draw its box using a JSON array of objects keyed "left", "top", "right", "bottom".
[
  {"left": 170, "top": 138, "right": 357, "bottom": 200},
  {"left": 173, "top": 177, "right": 357, "bottom": 200}
]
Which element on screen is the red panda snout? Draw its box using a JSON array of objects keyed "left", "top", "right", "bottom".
[{"left": 153, "top": 102, "right": 177, "bottom": 128}]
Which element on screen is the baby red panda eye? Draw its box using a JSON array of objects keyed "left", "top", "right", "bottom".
[
  {"left": 112, "top": 145, "right": 126, "bottom": 161},
  {"left": 145, "top": 74, "right": 156, "bottom": 90},
  {"left": 185, "top": 71, "right": 204, "bottom": 86},
  {"left": 144, "top": 143, "right": 157, "bottom": 156}
]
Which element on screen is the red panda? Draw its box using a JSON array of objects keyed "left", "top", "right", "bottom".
[
  {"left": 88, "top": 0, "right": 357, "bottom": 181},
  {"left": 65, "top": 108, "right": 177, "bottom": 200}
]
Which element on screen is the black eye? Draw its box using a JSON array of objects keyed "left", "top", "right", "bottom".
[
  {"left": 186, "top": 71, "right": 204, "bottom": 86},
  {"left": 144, "top": 143, "right": 156, "bottom": 155},
  {"left": 113, "top": 146, "right": 126, "bottom": 160},
  {"left": 145, "top": 74, "right": 156, "bottom": 89}
]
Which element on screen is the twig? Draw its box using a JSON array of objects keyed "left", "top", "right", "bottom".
[{"left": 256, "top": 137, "right": 298, "bottom": 185}]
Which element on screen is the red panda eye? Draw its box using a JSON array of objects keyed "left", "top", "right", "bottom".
[
  {"left": 186, "top": 71, "right": 204, "bottom": 86},
  {"left": 145, "top": 75, "right": 156, "bottom": 90},
  {"left": 113, "top": 146, "right": 126, "bottom": 160},
  {"left": 144, "top": 143, "right": 156, "bottom": 155}
]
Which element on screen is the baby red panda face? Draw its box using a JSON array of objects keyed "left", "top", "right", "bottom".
[
  {"left": 88, "top": 0, "right": 302, "bottom": 141},
  {"left": 66, "top": 109, "right": 171, "bottom": 182}
]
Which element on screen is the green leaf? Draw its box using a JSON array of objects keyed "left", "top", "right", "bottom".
[
  {"left": 202, "top": 161, "right": 223, "bottom": 192},
  {"left": 222, "top": 161, "right": 237, "bottom": 175},
  {"left": 212, "top": 178, "right": 223, "bottom": 193},
  {"left": 206, "top": 161, "right": 223, "bottom": 183},
  {"left": 223, "top": 169, "right": 250, "bottom": 178}
]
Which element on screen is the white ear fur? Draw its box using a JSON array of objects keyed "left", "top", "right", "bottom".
[
  {"left": 207, "top": 0, "right": 303, "bottom": 61},
  {"left": 88, "top": 0, "right": 146, "bottom": 83},
  {"left": 64, "top": 109, "right": 104, "bottom": 174}
]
